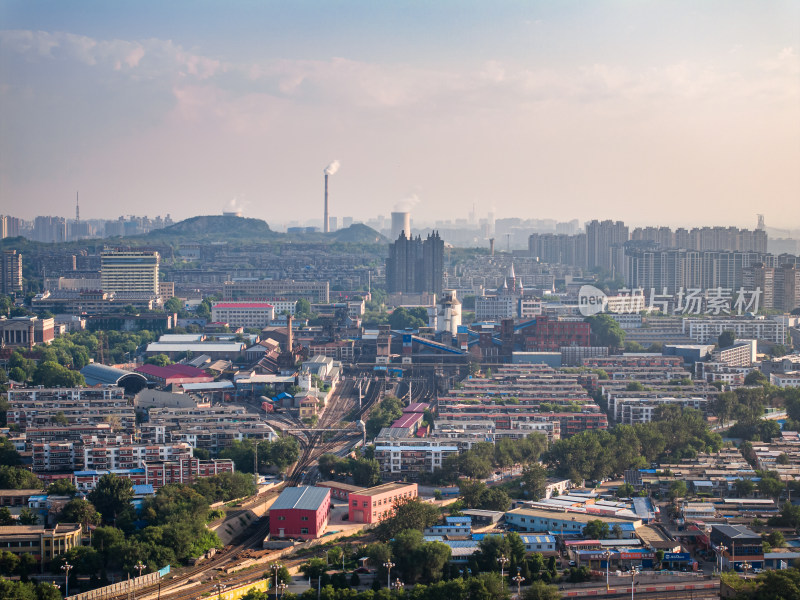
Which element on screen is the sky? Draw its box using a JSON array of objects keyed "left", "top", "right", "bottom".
[{"left": 1, "top": 1, "right": 798, "bottom": 230}]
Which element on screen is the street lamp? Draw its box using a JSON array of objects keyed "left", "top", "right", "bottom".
[
  {"left": 497, "top": 555, "right": 509, "bottom": 588},
  {"left": 630, "top": 566, "right": 640, "bottom": 600},
  {"left": 383, "top": 561, "right": 395, "bottom": 590},
  {"left": 604, "top": 550, "right": 612, "bottom": 591},
  {"left": 133, "top": 562, "right": 145, "bottom": 600},
  {"left": 512, "top": 569, "right": 525, "bottom": 598},
  {"left": 277, "top": 582, "right": 288, "bottom": 599},
  {"left": 61, "top": 563, "right": 73, "bottom": 598},
  {"left": 716, "top": 544, "right": 727, "bottom": 576},
  {"left": 742, "top": 561, "right": 752, "bottom": 578},
  {"left": 215, "top": 582, "right": 227, "bottom": 600},
  {"left": 271, "top": 563, "right": 284, "bottom": 600},
  {"left": 392, "top": 578, "right": 404, "bottom": 593}
]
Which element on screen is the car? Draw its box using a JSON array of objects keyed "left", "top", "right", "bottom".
[{"left": 568, "top": 561, "right": 576, "bottom": 567}]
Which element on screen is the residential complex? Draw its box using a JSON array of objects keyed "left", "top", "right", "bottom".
[{"left": 100, "top": 250, "right": 160, "bottom": 294}]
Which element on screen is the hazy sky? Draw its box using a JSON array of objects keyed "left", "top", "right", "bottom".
[{"left": 1, "top": 1, "right": 798, "bottom": 230}]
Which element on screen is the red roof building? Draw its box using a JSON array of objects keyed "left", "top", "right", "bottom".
[{"left": 135, "top": 364, "right": 213, "bottom": 386}]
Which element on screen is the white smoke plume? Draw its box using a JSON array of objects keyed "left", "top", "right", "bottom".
[
  {"left": 394, "top": 193, "right": 420, "bottom": 212},
  {"left": 324, "top": 160, "right": 340, "bottom": 175}
]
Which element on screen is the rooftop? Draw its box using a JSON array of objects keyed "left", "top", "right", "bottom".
[
  {"left": 356, "top": 482, "right": 416, "bottom": 497},
  {"left": 271, "top": 486, "right": 330, "bottom": 511},
  {"left": 213, "top": 302, "right": 274, "bottom": 309},
  {"left": 135, "top": 363, "right": 210, "bottom": 379}
]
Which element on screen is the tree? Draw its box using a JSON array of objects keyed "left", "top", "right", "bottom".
[
  {"left": 0, "top": 549, "right": 20, "bottom": 575},
  {"left": 145, "top": 353, "right": 172, "bottom": 366},
  {"left": 718, "top": 330, "right": 736, "bottom": 348},
  {"left": 0, "top": 507, "right": 14, "bottom": 526},
  {"left": 669, "top": 480, "right": 688, "bottom": 500},
  {"left": 391, "top": 529, "right": 425, "bottom": 582},
  {"left": 771, "top": 344, "right": 789, "bottom": 358},
  {"left": 757, "top": 471, "right": 785, "bottom": 501},
  {"left": 18, "top": 508, "right": 38, "bottom": 525},
  {"left": 0, "top": 466, "right": 42, "bottom": 490},
  {"left": 745, "top": 371, "right": 768, "bottom": 386},
  {"left": 60, "top": 498, "right": 101, "bottom": 530},
  {"left": 300, "top": 557, "right": 328, "bottom": 580},
  {"left": 89, "top": 473, "right": 134, "bottom": 525},
  {"left": 419, "top": 541, "right": 452, "bottom": 583},
  {"left": 388, "top": 307, "right": 428, "bottom": 330},
  {"left": 611, "top": 524, "right": 624, "bottom": 539},
  {"left": 616, "top": 483, "right": 635, "bottom": 498},
  {"left": 520, "top": 464, "right": 547, "bottom": 500},
  {"left": 351, "top": 458, "right": 381, "bottom": 487},
  {"left": 768, "top": 531, "right": 786, "bottom": 548},
  {"left": 734, "top": 478, "right": 755, "bottom": 497},
  {"left": 584, "top": 314, "right": 625, "bottom": 350},
  {"left": 375, "top": 497, "right": 440, "bottom": 541},
  {"left": 48, "top": 478, "right": 78, "bottom": 496},
  {"left": 295, "top": 298, "right": 311, "bottom": 317},
  {"left": 164, "top": 297, "right": 185, "bottom": 314},
  {"left": 522, "top": 580, "right": 562, "bottom": 600},
  {"left": 583, "top": 520, "right": 610, "bottom": 539},
  {"left": 0, "top": 438, "right": 21, "bottom": 466},
  {"left": 30, "top": 361, "right": 85, "bottom": 387},
  {"left": 91, "top": 525, "right": 126, "bottom": 561}
]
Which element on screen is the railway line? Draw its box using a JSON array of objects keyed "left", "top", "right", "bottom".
[{"left": 108, "top": 371, "right": 431, "bottom": 599}]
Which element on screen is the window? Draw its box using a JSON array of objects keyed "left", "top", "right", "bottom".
[
  {"left": 301, "top": 516, "right": 309, "bottom": 521},
  {"left": 301, "top": 528, "right": 309, "bottom": 534},
  {"left": 277, "top": 516, "right": 286, "bottom": 521}
]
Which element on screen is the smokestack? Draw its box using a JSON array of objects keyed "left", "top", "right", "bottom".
[
  {"left": 287, "top": 314, "right": 293, "bottom": 353},
  {"left": 324, "top": 173, "right": 329, "bottom": 234},
  {"left": 391, "top": 212, "right": 411, "bottom": 240},
  {"left": 489, "top": 238, "right": 495, "bottom": 256},
  {"left": 323, "top": 160, "right": 340, "bottom": 234}
]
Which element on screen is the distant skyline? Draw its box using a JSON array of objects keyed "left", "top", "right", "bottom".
[{"left": 1, "top": 1, "right": 798, "bottom": 229}]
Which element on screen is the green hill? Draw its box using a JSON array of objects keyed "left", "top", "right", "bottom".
[
  {"left": 330, "top": 224, "right": 387, "bottom": 244},
  {"left": 141, "top": 215, "right": 273, "bottom": 241}
]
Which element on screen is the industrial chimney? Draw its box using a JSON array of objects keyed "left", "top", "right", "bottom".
[
  {"left": 324, "top": 173, "right": 329, "bottom": 234},
  {"left": 489, "top": 238, "right": 495, "bottom": 256},
  {"left": 391, "top": 212, "right": 411, "bottom": 240},
  {"left": 286, "top": 314, "right": 293, "bottom": 353},
  {"left": 323, "top": 160, "right": 340, "bottom": 234}
]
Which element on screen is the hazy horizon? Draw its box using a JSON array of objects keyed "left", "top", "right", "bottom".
[{"left": 2, "top": 1, "right": 798, "bottom": 229}]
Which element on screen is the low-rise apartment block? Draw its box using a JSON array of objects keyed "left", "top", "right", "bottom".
[{"left": 7, "top": 387, "right": 134, "bottom": 430}]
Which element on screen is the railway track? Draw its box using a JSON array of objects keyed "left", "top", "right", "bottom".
[{"left": 113, "top": 371, "right": 435, "bottom": 599}]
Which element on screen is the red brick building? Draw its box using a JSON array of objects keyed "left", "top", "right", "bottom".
[
  {"left": 348, "top": 482, "right": 418, "bottom": 524},
  {"left": 518, "top": 316, "right": 590, "bottom": 352},
  {"left": 270, "top": 486, "right": 331, "bottom": 540}
]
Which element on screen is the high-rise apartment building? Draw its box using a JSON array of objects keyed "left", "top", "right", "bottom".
[
  {"left": 774, "top": 264, "right": 800, "bottom": 313},
  {"left": 101, "top": 250, "right": 160, "bottom": 294},
  {"left": 624, "top": 248, "right": 786, "bottom": 295},
  {"left": 585, "top": 220, "right": 629, "bottom": 274},
  {"left": 742, "top": 263, "right": 774, "bottom": 309},
  {"left": 386, "top": 231, "right": 444, "bottom": 297},
  {"left": 1, "top": 250, "right": 23, "bottom": 295},
  {"left": 631, "top": 225, "right": 767, "bottom": 253}
]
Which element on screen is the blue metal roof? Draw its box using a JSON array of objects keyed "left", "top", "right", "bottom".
[
  {"left": 446, "top": 516, "right": 472, "bottom": 525},
  {"left": 271, "top": 486, "right": 330, "bottom": 511},
  {"left": 520, "top": 535, "right": 556, "bottom": 544}
]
